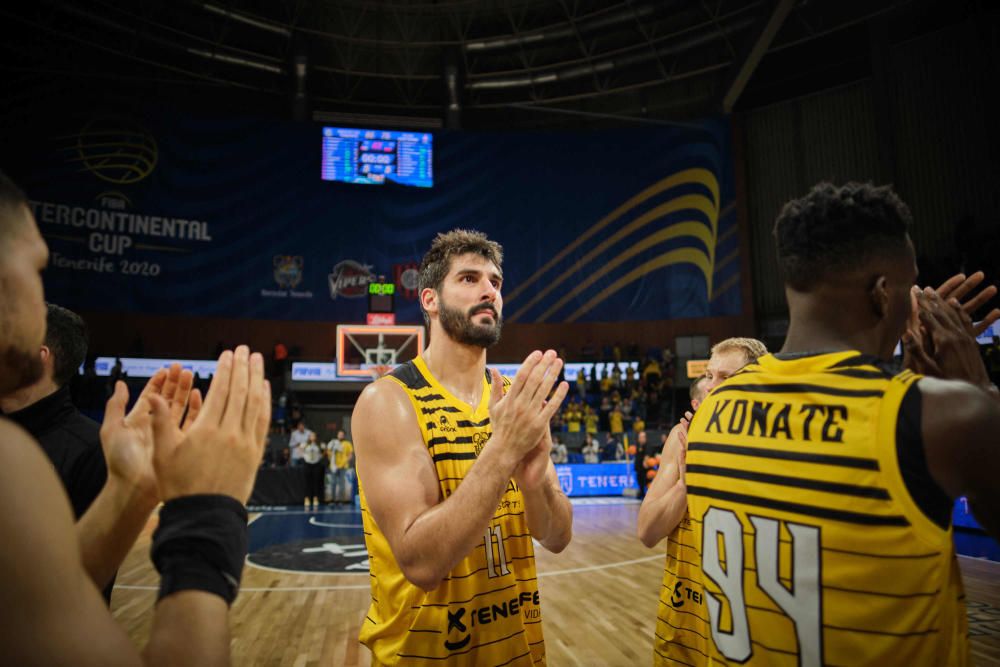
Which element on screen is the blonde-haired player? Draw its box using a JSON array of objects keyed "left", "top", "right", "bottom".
[{"left": 637, "top": 337, "right": 767, "bottom": 547}]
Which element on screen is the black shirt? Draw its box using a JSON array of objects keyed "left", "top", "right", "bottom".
[{"left": 6, "top": 385, "right": 107, "bottom": 519}]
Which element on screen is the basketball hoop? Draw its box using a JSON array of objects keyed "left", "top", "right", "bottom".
[
  {"left": 369, "top": 364, "right": 393, "bottom": 381},
  {"left": 335, "top": 324, "right": 425, "bottom": 378}
]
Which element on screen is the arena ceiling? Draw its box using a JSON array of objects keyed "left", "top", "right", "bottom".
[{"left": 0, "top": 0, "right": 981, "bottom": 128}]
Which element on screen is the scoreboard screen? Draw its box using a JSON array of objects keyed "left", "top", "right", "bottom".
[{"left": 321, "top": 127, "right": 433, "bottom": 188}]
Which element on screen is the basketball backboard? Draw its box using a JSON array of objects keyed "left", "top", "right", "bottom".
[{"left": 335, "top": 324, "right": 425, "bottom": 378}]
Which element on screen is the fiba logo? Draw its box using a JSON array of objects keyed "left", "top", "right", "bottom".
[{"left": 71, "top": 117, "right": 158, "bottom": 185}]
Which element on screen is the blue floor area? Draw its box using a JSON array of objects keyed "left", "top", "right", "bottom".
[
  {"left": 245, "top": 506, "right": 999, "bottom": 571},
  {"left": 955, "top": 528, "right": 1000, "bottom": 562},
  {"left": 249, "top": 507, "right": 364, "bottom": 552},
  {"left": 247, "top": 507, "right": 369, "bottom": 573}
]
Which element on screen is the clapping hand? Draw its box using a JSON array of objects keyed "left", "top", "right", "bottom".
[
  {"left": 904, "top": 271, "right": 999, "bottom": 374},
  {"left": 904, "top": 288, "right": 993, "bottom": 388},
  {"left": 99, "top": 363, "right": 200, "bottom": 504},
  {"left": 150, "top": 346, "right": 271, "bottom": 503},
  {"left": 487, "top": 351, "right": 569, "bottom": 491}
]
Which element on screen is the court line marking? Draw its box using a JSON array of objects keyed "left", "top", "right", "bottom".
[
  {"left": 243, "top": 555, "right": 370, "bottom": 577},
  {"left": 538, "top": 553, "right": 662, "bottom": 577},
  {"left": 116, "top": 553, "right": 665, "bottom": 591},
  {"left": 114, "top": 583, "right": 372, "bottom": 592},
  {"left": 308, "top": 517, "right": 366, "bottom": 528}
]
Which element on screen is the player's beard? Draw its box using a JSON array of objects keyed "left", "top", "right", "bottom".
[
  {"left": 439, "top": 297, "right": 502, "bottom": 348},
  {"left": 1, "top": 343, "right": 44, "bottom": 394}
]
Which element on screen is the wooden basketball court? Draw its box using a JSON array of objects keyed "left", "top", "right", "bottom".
[{"left": 111, "top": 499, "right": 1000, "bottom": 666}]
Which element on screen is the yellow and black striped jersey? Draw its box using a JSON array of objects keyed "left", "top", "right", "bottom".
[
  {"left": 359, "top": 356, "right": 545, "bottom": 666},
  {"left": 655, "top": 351, "right": 968, "bottom": 667}
]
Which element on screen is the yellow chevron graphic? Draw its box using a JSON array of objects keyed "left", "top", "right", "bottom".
[
  {"left": 509, "top": 191, "right": 719, "bottom": 322},
  {"left": 535, "top": 221, "right": 714, "bottom": 322},
  {"left": 565, "top": 247, "right": 713, "bottom": 322},
  {"left": 505, "top": 168, "right": 719, "bottom": 305}
]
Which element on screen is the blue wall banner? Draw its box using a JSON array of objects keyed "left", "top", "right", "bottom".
[
  {"left": 555, "top": 463, "right": 637, "bottom": 497},
  {"left": 12, "top": 112, "right": 741, "bottom": 323}
]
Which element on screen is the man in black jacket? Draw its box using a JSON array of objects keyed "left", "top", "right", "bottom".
[{"left": 0, "top": 303, "right": 112, "bottom": 600}]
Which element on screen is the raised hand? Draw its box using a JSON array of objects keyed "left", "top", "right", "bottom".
[
  {"left": 99, "top": 363, "right": 198, "bottom": 504},
  {"left": 912, "top": 288, "right": 992, "bottom": 388},
  {"left": 933, "top": 271, "right": 1000, "bottom": 335},
  {"left": 905, "top": 272, "right": 999, "bottom": 373},
  {"left": 150, "top": 346, "right": 271, "bottom": 503},
  {"left": 487, "top": 350, "right": 569, "bottom": 467}
]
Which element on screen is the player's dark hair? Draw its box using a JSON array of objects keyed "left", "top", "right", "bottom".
[
  {"left": 773, "top": 182, "right": 912, "bottom": 291},
  {"left": 45, "top": 304, "right": 89, "bottom": 388}
]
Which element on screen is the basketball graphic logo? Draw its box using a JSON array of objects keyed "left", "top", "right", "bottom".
[{"left": 73, "top": 117, "right": 158, "bottom": 185}]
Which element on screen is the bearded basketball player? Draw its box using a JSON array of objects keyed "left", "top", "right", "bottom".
[{"left": 352, "top": 229, "right": 572, "bottom": 666}]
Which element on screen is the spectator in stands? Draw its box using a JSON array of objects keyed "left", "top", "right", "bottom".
[
  {"left": 550, "top": 436, "right": 568, "bottom": 465},
  {"left": 610, "top": 364, "right": 622, "bottom": 389},
  {"left": 274, "top": 390, "right": 288, "bottom": 426},
  {"left": 575, "top": 370, "right": 587, "bottom": 398},
  {"left": 632, "top": 414, "right": 646, "bottom": 436},
  {"left": 601, "top": 432, "right": 623, "bottom": 462},
  {"left": 288, "top": 419, "right": 313, "bottom": 466},
  {"left": 609, "top": 403, "right": 624, "bottom": 437},
  {"left": 302, "top": 432, "right": 324, "bottom": 510},
  {"left": 564, "top": 399, "right": 583, "bottom": 448},
  {"left": 288, "top": 400, "right": 304, "bottom": 426},
  {"left": 661, "top": 346, "right": 675, "bottom": 372},
  {"left": 329, "top": 430, "right": 354, "bottom": 504},
  {"left": 599, "top": 368, "right": 612, "bottom": 394},
  {"left": 584, "top": 404, "right": 598, "bottom": 439},
  {"left": 642, "top": 357, "right": 661, "bottom": 384},
  {"left": 0, "top": 303, "right": 115, "bottom": 601},
  {"left": 589, "top": 364, "right": 600, "bottom": 394},
  {"left": 632, "top": 430, "right": 653, "bottom": 500},
  {"left": 582, "top": 435, "right": 600, "bottom": 464},
  {"left": 633, "top": 388, "right": 646, "bottom": 421},
  {"left": 624, "top": 364, "right": 636, "bottom": 391}
]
